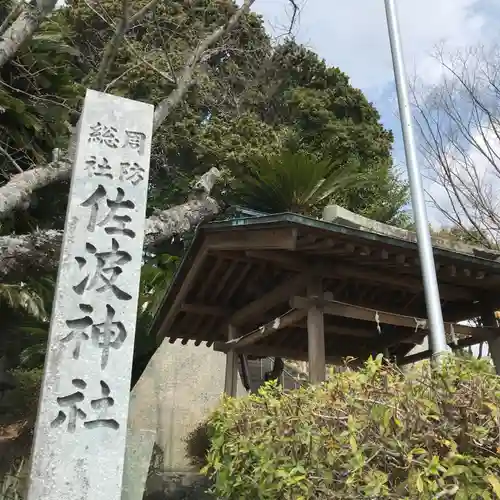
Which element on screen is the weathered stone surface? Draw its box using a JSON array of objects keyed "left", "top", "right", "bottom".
[
  {"left": 322, "top": 204, "right": 500, "bottom": 260},
  {"left": 27, "top": 90, "right": 153, "bottom": 500}
]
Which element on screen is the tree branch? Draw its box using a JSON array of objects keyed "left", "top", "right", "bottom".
[
  {"left": 152, "top": 0, "right": 256, "bottom": 131},
  {"left": 0, "top": 142, "right": 23, "bottom": 174},
  {"left": 0, "top": 1, "right": 24, "bottom": 37},
  {"left": 0, "top": 0, "right": 256, "bottom": 218},
  {"left": 92, "top": 0, "right": 130, "bottom": 91},
  {"left": 93, "top": 0, "right": 160, "bottom": 91},
  {"left": 0, "top": 168, "right": 223, "bottom": 281},
  {"left": 0, "top": 0, "right": 58, "bottom": 69},
  {"left": 0, "top": 160, "right": 71, "bottom": 218}
]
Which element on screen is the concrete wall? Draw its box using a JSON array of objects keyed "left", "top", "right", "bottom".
[{"left": 122, "top": 340, "right": 246, "bottom": 500}]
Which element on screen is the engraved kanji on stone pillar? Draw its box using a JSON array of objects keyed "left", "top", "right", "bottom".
[{"left": 27, "top": 90, "right": 153, "bottom": 500}]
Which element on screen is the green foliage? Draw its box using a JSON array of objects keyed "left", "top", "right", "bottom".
[
  {"left": 0, "top": 0, "right": 83, "bottom": 178},
  {"left": 0, "top": 457, "right": 26, "bottom": 500},
  {"left": 0, "top": 368, "right": 43, "bottom": 422},
  {"left": 135, "top": 254, "right": 179, "bottom": 355},
  {"left": 229, "top": 150, "right": 407, "bottom": 219},
  {"left": 57, "top": 1, "right": 407, "bottom": 217},
  {"left": 202, "top": 356, "right": 500, "bottom": 499}
]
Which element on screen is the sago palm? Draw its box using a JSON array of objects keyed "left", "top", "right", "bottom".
[{"left": 230, "top": 151, "right": 373, "bottom": 217}]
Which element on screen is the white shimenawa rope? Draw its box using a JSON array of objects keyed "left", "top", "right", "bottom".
[{"left": 375, "top": 311, "right": 382, "bottom": 334}]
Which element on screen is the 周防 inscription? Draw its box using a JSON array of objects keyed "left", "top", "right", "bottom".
[
  {"left": 124, "top": 130, "right": 146, "bottom": 155},
  {"left": 81, "top": 185, "right": 136, "bottom": 238},
  {"left": 51, "top": 379, "right": 119, "bottom": 433},
  {"left": 88, "top": 122, "right": 120, "bottom": 148},
  {"left": 73, "top": 239, "right": 132, "bottom": 300},
  {"left": 120, "top": 161, "right": 146, "bottom": 186}
]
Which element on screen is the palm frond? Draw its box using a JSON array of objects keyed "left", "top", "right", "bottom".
[
  {"left": 0, "top": 283, "right": 48, "bottom": 320},
  {"left": 231, "top": 151, "right": 371, "bottom": 216}
]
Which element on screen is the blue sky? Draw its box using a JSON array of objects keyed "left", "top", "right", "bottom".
[{"left": 249, "top": 0, "right": 499, "bottom": 225}]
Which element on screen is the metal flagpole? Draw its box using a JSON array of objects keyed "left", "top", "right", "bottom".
[{"left": 383, "top": 0, "right": 449, "bottom": 359}]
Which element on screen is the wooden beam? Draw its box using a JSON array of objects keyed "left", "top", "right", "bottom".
[
  {"left": 230, "top": 270, "right": 315, "bottom": 326},
  {"left": 207, "top": 228, "right": 297, "bottom": 251},
  {"left": 291, "top": 296, "right": 498, "bottom": 339},
  {"left": 196, "top": 258, "right": 224, "bottom": 299},
  {"left": 295, "top": 322, "right": 419, "bottom": 342},
  {"left": 221, "top": 262, "right": 252, "bottom": 301},
  {"left": 307, "top": 280, "right": 326, "bottom": 384},
  {"left": 245, "top": 250, "right": 472, "bottom": 301},
  {"left": 180, "top": 304, "right": 230, "bottom": 317},
  {"left": 211, "top": 260, "right": 238, "bottom": 300},
  {"left": 156, "top": 244, "right": 209, "bottom": 341},
  {"left": 300, "top": 239, "right": 335, "bottom": 251},
  {"left": 224, "top": 324, "right": 238, "bottom": 397},
  {"left": 227, "top": 309, "right": 308, "bottom": 350},
  {"left": 213, "top": 341, "right": 356, "bottom": 366}
]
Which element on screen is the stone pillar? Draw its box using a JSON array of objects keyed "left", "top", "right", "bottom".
[{"left": 26, "top": 90, "right": 153, "bottom": 500}]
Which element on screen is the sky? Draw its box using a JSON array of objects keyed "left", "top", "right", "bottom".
[{"left": 249, "top": 0, "right": 500, "bottom": 226}]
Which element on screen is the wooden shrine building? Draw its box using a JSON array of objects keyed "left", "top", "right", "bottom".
[{"left": 152, "top": 205, "right": 500, "bottom": 391}]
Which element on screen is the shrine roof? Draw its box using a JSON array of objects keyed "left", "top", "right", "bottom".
[{"left": 151, "top": 207, "right": 500, "bottom": 362}]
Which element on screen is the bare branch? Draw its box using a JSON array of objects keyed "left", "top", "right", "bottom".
[
  {"left": 93, "top": 0, "right": 161, "bottom": 91},
  {"left": 0, "top": 168, "right": 223, "bottom": 281},
  {"left": 93, "top": 0, "right": 131, "bottom": 91},
  {"left": 129, "top": 0, "right": 159, "bottom": 25},
  {"left": 412, "top": 43, "right": 500, "bottom": 247},
  {"left": 0, "top": 0, "right": 58, "bottom": 69},
  {"left": 0, "top": 142, "right": 23, "bottom": 174},
  {"left": 0, "top": 1, "right": 24, "bottom": 37},
  {"left": 286, "top": 0, "right": 299, "bottom": 35},
  {"left": 152, "top": 0, "right": 257, "bottom": 131}
]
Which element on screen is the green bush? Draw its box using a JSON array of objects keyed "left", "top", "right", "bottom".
[
  {"left": 0, "top": 368, "right": 42, "bottom": 423},
  {"left": 201, "top": 355, "right": 500, "bottom": 499}
]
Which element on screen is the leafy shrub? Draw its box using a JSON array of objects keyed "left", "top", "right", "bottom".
[
  {"left": 201, "top": 355, "right": 500, "bottom": 499},
  {"left": 0, "top": 368, "right": 42, "bottom": 423}
]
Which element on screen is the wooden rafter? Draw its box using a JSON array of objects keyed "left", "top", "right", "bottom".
[
  {"left": 245, "top": 250, "right": 473, "bottom": 301},
  {"left": 230, "top": 269, "right": 318, "bottom": 326},
  {"left": 180, "top": 304, "right": 229, "bottom": 317},
  {"left": 156, "top": 243, "right": 209, "bottom": 341}
]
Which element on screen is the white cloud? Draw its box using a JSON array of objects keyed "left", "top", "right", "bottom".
[
  {"left": 249, "top": 0, "right": 500, "bottom": 228},
  {"left": 252, "top": 0, "right": 494, "bottom": 94}
]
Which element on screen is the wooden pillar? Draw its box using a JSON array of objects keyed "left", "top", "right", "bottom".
[
  {"left": 480, "top": 307, "right": 500, "bottom": 375},
  {"left": 307, "top": 280, "right": 326, "bottom": 383},
  {"left": 224, "top": 324, "right": 238, "bottom": 396}
]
